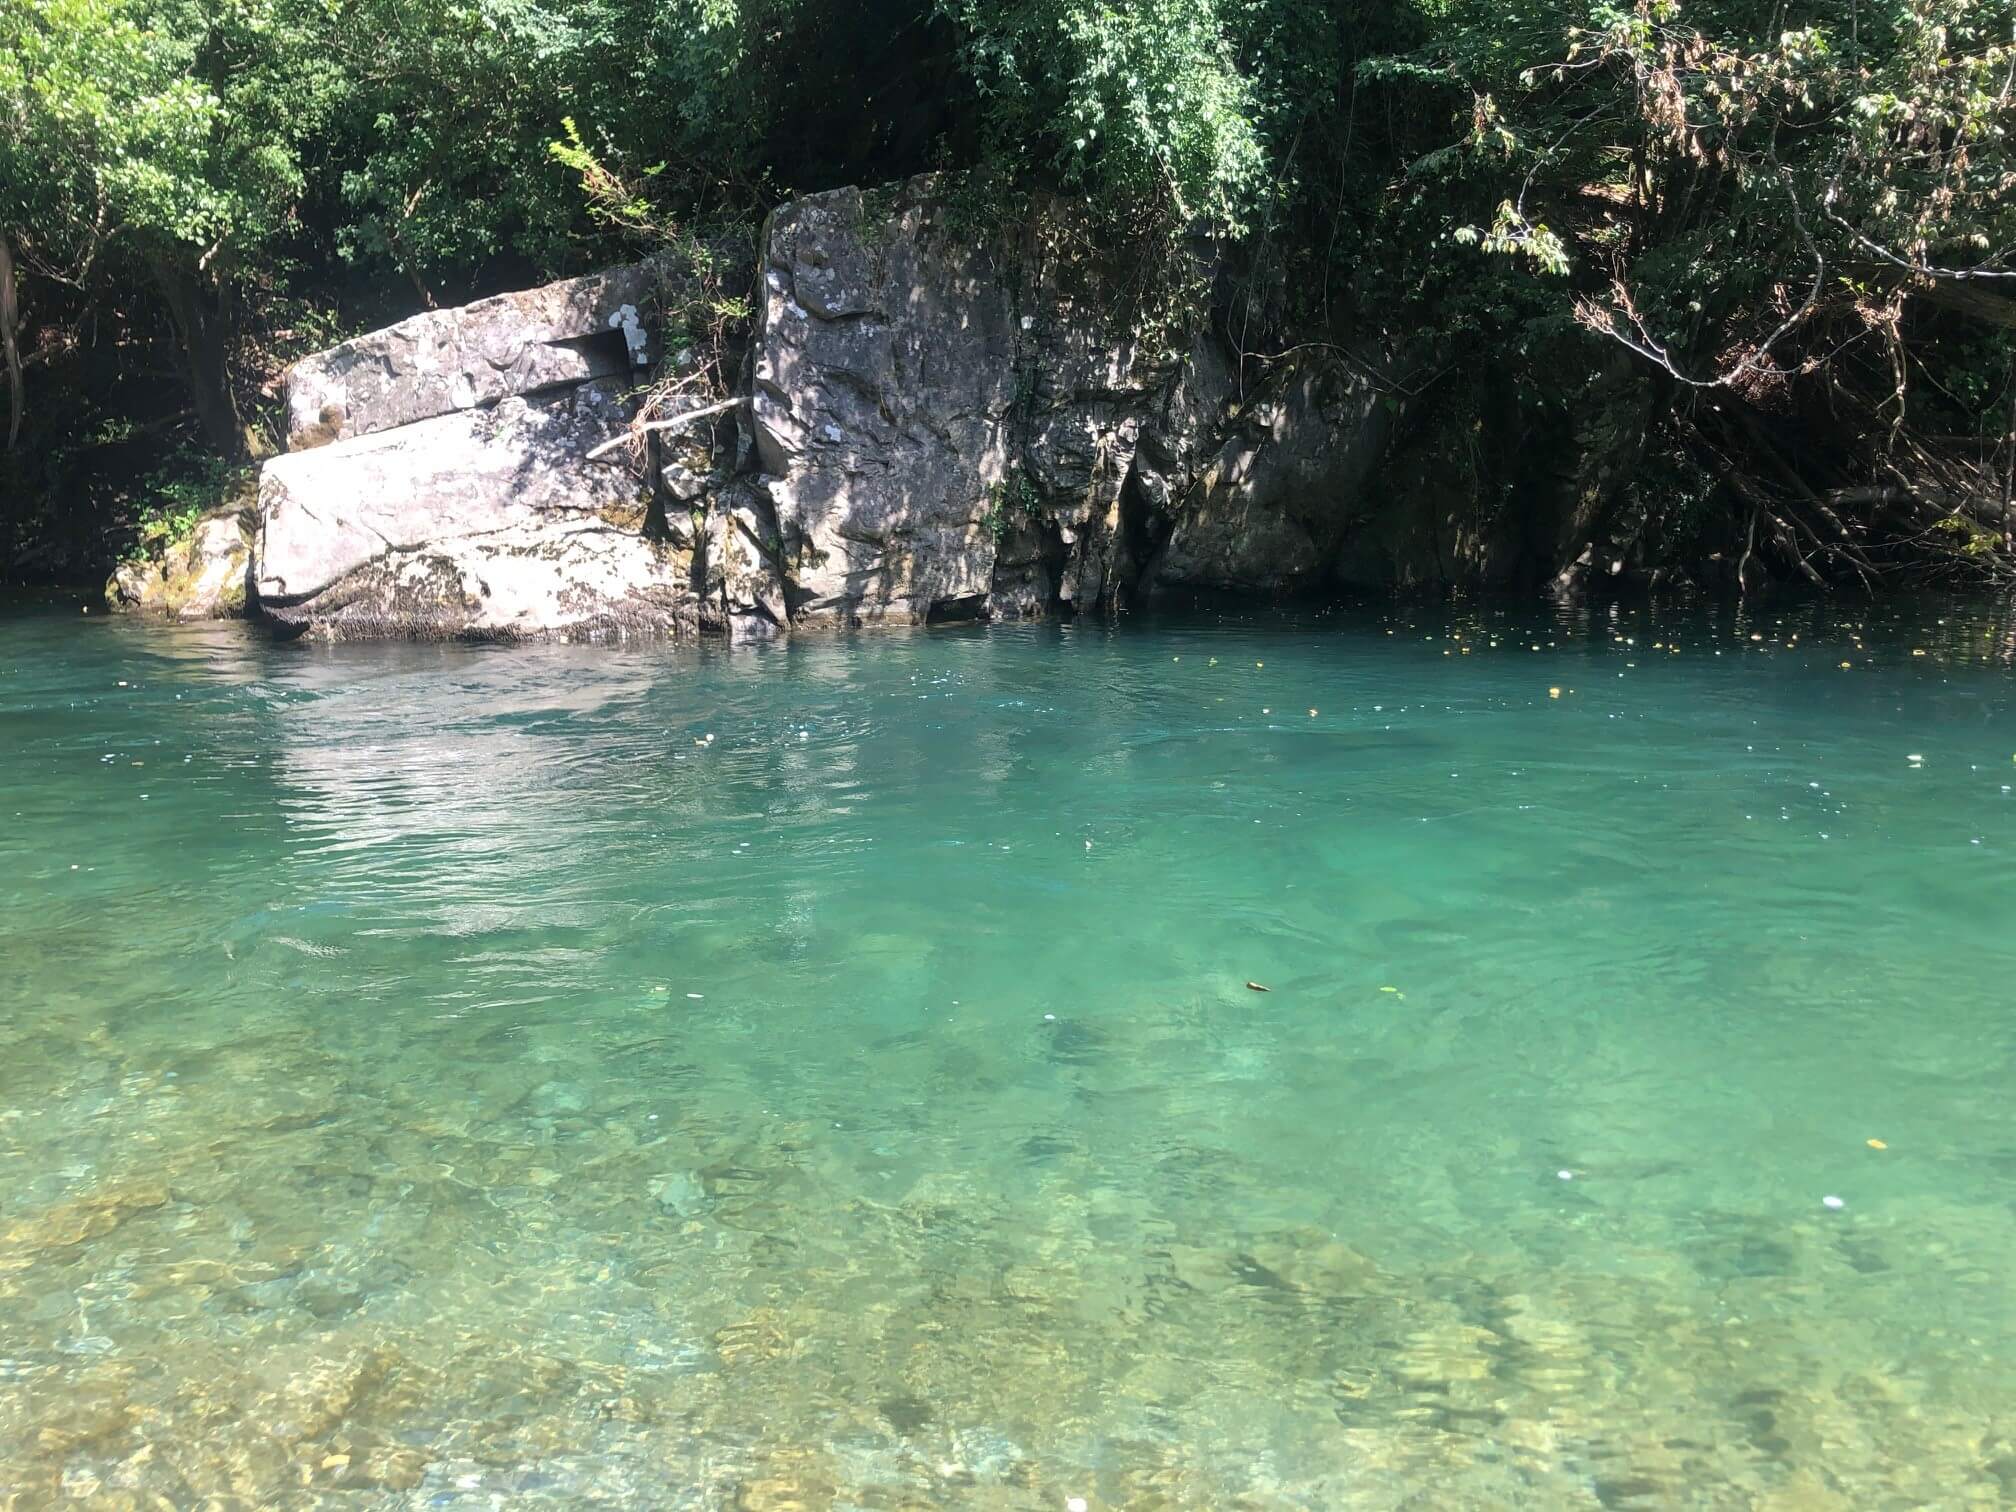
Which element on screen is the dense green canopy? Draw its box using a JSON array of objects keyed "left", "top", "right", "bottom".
[{"left": 3, "top": 0, "right": 2012, "bottom": 584}]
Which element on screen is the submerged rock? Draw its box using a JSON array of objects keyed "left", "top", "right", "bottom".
[
  {"left": 105, "top": 510, "right": 251, "bottom": 620},
  {"left": 650, "top": 1170, "right": 708, "bottom": 1216},
  {"left": 0, "top": 1178, "right": 171, "bottom": 1269},
  {"left": 526, "top": 1081, "right": 590, "bottom": 1118}
]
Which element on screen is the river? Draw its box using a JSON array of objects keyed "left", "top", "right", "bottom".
[{"left": 3, "top": 595, "right": 2014, "bottom": 1505}]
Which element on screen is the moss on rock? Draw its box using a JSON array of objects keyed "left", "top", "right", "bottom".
[{"left": 106, "top": 510, "right": 253, "bottom": 621}]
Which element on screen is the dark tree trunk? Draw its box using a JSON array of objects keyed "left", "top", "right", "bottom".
[
  {"left": 149, "top": 258, "right": 247, "bottom": 462},
  {"left": 1908, "top": 276, "right": 2016, "bottom": 331},
  {"left": 1, "top": 232, "right": 21, "bottom": 451},
  {"left": 1, "top": 234, "right": 22, "bottom": 579}
]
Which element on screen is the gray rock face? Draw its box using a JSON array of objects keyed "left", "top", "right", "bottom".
[
  {"left": 1148, "top": 355, "right": 1395, "bottom": 595},
  {"left": 746, "top": 183, "right": 1017, "bottom": 625},
  {"left": 106, "top": 510, "right": 251, "bottom": 620},
  {"left": 735, "top": 180, "right": 1415, "bottom": 624},
  {"left": 284, "top": 264, "right": 656, "bottom": 448},
  {"left": 695, "top": 481, "right": 790, "bottom": 641},
  {"left": 257, "top": 381, "right": 691, "bottom": 642}
]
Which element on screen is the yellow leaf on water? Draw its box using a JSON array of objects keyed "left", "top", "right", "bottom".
[{"left": 1867, "top": 1138, "right": 1887, "bottom": 1150}]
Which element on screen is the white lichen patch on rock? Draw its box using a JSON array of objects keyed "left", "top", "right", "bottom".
[{"left": 608, "top": 302, "right": 650, "bottom": 366}]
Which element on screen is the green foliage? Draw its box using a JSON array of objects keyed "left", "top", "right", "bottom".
[
  {"left": 112, "top": 447, "right": 255, "bottom": 570},
  {"left": 938, "top": 0, "right": 1267, "bottom": 232},
  {"left": 2, "top": 0, "right": 2012, "bottom": 586},
  {"left": 0, "top": 0, "right": 339, "bottom": 271},
  {"left": 982, "top": 470, "right": 1040, "bottom": 540}
]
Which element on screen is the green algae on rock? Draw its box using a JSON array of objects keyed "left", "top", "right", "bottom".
[{"left": 105, "top": 509, "right": 251, "bottom": 621}]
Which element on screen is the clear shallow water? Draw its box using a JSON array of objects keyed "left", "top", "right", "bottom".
[{"left": 3, "top": 596, "right": 2015, "bottom": 1508}]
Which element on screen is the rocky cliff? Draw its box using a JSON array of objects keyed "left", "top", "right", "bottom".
[
  {"left": 731, "top": 180, "right": 1442, "bottom": 631},
  {"left": 126, "top": 175, "right": 1646, "bottom": 639}
]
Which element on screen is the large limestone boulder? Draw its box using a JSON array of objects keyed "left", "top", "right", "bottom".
[
  {"left": 746, "top": 183, "right": 1019, "bottom": 625},
  {"left": 744, "top": 181, "right": 1210, "bottom": 626},
  {"left": 256, "top": 380, "right": 691, "bottom": 641},
  {"left": 736, "top": 178, "right": 1408, "bottom": 624},
  {"left": 284, "top": 265, "right": 656, "bottom": 447},
  {"left": 106, "top": 510, "right": 251, "bottom": 620}
]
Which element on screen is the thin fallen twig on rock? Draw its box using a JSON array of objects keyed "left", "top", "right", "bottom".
[{"left": 585, "top": 396, "right": 748, "bottom": 461}]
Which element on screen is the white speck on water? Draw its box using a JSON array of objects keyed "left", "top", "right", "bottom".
[
  {"left": 1822, "top": 1194, "right": 1845, "bottom": 1210},
  {"left": 1557, "top": 1170, "right": 1573, "bottom": 1181},
  {"left": 686, "top": 993, "right": 703, "bottom": 1000},
  {"left": 1044, "top": 1014, "right": 1055, "bottom": 1021},
  {"left": 1067, "top": 1499, "right": 1089, "bottom": 1512}
]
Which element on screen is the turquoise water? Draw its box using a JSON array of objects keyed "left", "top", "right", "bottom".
[{"left": 3, "top": 596, "right": 2015, "bottom": 1507}]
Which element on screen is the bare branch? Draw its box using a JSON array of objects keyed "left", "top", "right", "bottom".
[{"left": 584, "top": 396, "right": 747, "bottom": 461}]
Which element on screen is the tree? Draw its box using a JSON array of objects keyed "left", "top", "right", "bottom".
[{"left": 0, "top": 0, "right": 337, "bottom": 457}]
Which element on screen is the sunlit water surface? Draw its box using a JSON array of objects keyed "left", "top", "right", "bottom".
[{"left": 4, "top": 595, "right": 2016, "bottom": 1508}]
